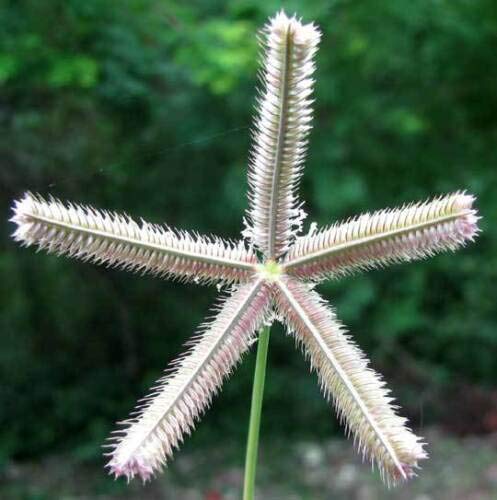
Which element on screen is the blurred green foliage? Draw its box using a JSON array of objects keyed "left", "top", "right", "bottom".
[{"left": 0, "top": 0, "right": 496, "bottom": 465}]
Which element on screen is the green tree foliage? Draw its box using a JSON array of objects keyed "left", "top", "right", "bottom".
[{"left": 1, "top": 0, "right": 496, "bottom": 462}]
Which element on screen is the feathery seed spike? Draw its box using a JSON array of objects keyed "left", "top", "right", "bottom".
[{"left": 10, "top": 10, "right": 479, "bottom": 487}]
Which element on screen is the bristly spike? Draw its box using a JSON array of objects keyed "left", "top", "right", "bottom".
[
  {"left": 9, "top": 10, "right": 480, "bottom": 488},
  {"left": 106, "top": 279, "right": 274, "bottom": 481},
  {"left": 274, "top": 277, "right": 427, "bottom": 485},
  {"left": 11, "top": 192, "right": 258, "bottom": 285},
  {"left": 283, "top": 192, "right": 480, "bottom": 281},
  {"left": 244, "top": 11, "right": 321, "bottom": 258}
]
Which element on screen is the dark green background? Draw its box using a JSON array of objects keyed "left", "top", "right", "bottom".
[{"left": 0, "top": 0, "right": 496, "bottom": 493}]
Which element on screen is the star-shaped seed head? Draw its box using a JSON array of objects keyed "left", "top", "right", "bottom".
[{"left": 11, "top": 10, "right": 479, "bottom": 487}]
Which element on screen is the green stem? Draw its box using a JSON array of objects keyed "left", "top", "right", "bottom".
[{"left": 243, "top": 325, "right": 271, "bottom": 500}]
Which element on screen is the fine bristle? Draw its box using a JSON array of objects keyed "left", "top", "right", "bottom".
[
  {"left": 244, "top": 11, "right": 321, "bottom": 258},
  {"left": 284, "top": 192, "right": 480, "bottom": 281},
  {"left": 275, "top": 277, "right": 427, "bottom": 486},
  {"left": 106, "top": 279, "right": 274, "bottom": 481},
  {"left": 11, "top": 192, "right": 258, "bottom": 285}
]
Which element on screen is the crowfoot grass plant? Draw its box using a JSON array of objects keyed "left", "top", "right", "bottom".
[{"left": 11, "top": 10, "right": 479, "bottom": 494}]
